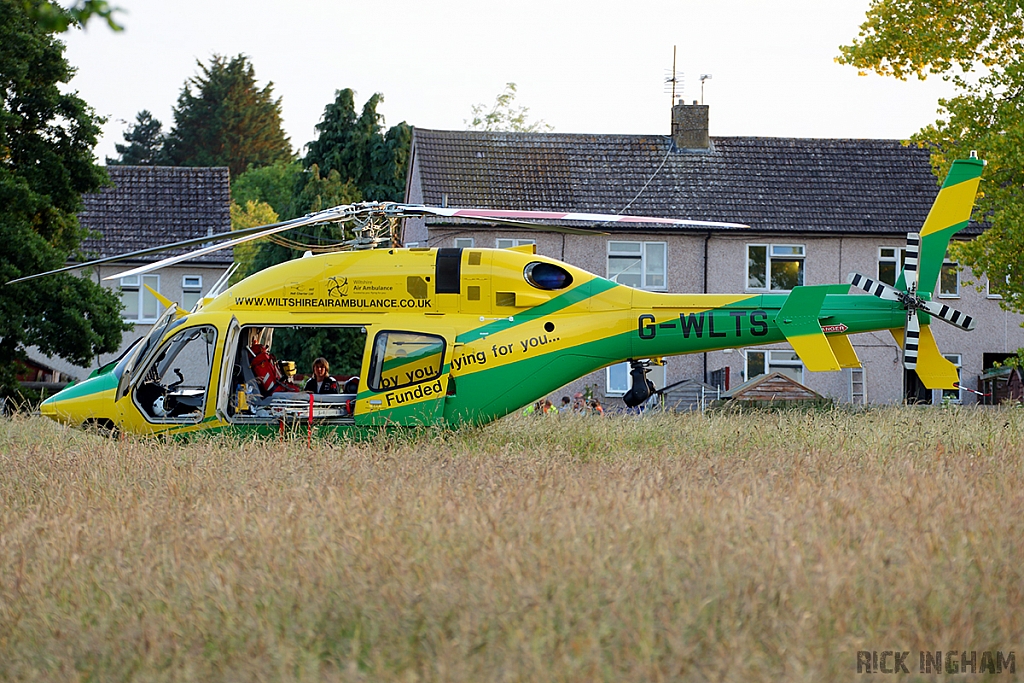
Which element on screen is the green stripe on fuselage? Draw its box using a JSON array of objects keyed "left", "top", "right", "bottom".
[{"left": 454, "top": 277, "right": 619, "bottom": 344}]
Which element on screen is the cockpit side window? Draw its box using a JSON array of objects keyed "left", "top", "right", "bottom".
[{"left": 133, "top": 325, "right": 217, "bottom": 422}]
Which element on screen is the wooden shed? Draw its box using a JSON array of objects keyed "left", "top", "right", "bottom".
[
  {"left": 722, "top": 372, "right": 828, "bottom": 407},
  {"left": 978, "top": 367, "right": 1024, "bottom": 405}
]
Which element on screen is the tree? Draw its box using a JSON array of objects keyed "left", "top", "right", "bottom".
[
  {"left": 229, "top": 199, "right": 277, "bottom": 285},
  {"left": 240, "top": 166, "right": 365, "bottom": 378},
  {"left": 466, "top": 82, "right": 553, "bottom": 133},
  {"left": 230, "top": 159, "right": 303, "bottom": 220},
  {"left": 245, "top": 164, "right": 360, "bottom": 278},
  {"left": 165, "top": 54, "right": 293, "bottom": 177},
  {"left": 23, "top": 0, "right": 123, "bottom": 32},
  {"left": 106, "top": 110, "right": 167, "bottom": 165},
  {"left": 241, "top": 89, "right": 410, "bottom": 278},
  {"left": 304, "top": 89, "right": 411, "bottom": 202},
  {"left": 0, "top": 0, "right": 127, "bottom": 397},
  {"left": 838, "top": 1, "right": 1024, "bottom": 311}
]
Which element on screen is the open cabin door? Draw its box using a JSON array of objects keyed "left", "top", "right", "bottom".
[
  {"left": 357, "top": 328, "right": 454, "bottom": 427},
  {"left": 215, "top": 317, "right": 242, "bottom": 421}
]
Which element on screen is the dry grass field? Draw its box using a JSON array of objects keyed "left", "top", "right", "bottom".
[{"left": 1, "top": 407, "right": 1023, "bottom": 682}]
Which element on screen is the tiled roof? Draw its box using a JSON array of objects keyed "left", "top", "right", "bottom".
[
  {"left": 80, "top": 166, "right": 232, "bottom": 263},
  {"left": 411, "top": 130, "right": 957, "bottom": 235}
]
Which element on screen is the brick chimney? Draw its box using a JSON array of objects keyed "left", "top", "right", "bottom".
[{"left": 671, "top": 101, "right": 709, "bottom": 150}]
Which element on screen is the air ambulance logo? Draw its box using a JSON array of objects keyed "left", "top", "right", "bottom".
[{"left": 327, "top": 276, "right": 349, "bottom": 297}]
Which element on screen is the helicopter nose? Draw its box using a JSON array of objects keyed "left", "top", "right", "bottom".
[
  {"left": 39, "top": 399, "right": 56, "bottom": 417},
  {"left": 38, "top": 394, "right": 64, "bottom": 422}
]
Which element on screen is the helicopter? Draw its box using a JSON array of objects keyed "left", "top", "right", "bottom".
[{"left": 14, "top": 156, "right": 984, "bottom": 437}]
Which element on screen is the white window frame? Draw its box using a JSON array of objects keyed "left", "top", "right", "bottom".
[
  {"left": 120, "top": 274, "right": 161, "bottom": 323},
  {"left": 986, "top": 275, "right": 1007, "bottom": 299},
  {"left": 747, "top": 243, "right": 805, "bottom": 292},
  {"left": 454, "top": 237, "right": 475, "bottom": 249},
  {"left": 495, "top": 238, "right": 534, "bottom": 249},
  {"left": 942, "top": 353, "right": 962, "bottom": 404},
  {"left": 182, "top": 275, "right": 203, "bottom": 311},
  {"left": 744, "top": 348, "right": 804, "bottom": 384},
  {"left": 850, "top": 367, "right": 867, "bottom": 405},
  {"left": 606, "top": 241, "right": 667, "bottom": 291},
  {"left": 877, "top": 246, "right": 907, "bottom": 286},
  {"left": 939, "top": 258, "right": 960, "bottom": 298},
  {"left": 606, "top": 361, "right": 667, "bottom": 397}
]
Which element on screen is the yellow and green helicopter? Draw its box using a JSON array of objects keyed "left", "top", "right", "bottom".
[{"left": 14, "top": 156, "right": 984, "bottom": 437}]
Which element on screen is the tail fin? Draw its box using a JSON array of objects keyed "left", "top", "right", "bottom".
[
  {"left": 905, "top": 156, "right": 984, "bottom": 389},
  {"left": 896, "top": 156, "right": 985, "bottom": 296},
  {"left": 850, "top": 156, "right": 984, "bottom": 390}
]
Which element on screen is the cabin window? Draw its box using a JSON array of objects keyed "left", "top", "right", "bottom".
[
  {"left": 524, "top": 262, "right": 573, "bottom": 290},
  {"left": 939, "top": 258, "right": 960, "bottom": 297},
  {"left": 369, "top": 331, "right": 445, "bottom": 392},
  {"left": 877, "top": 247, "right": 907, "bottom": 286},
  {"left": 744, "top": 349, "right": 803, "bottom": 384},
  {"left": 120, "top": 274, "right": 161, "bottom": 323},
  {"left": 133, "top": 325, "right": 217, "bottom": 422},
  {"left": 605, "top": 361, "right": 666, "bottom": 397},
  {"left": 747, "top": 244, "right": 804, "bottom": 292},
  {"left": 607, "top": 241, "right": 666, "bottom": 290},
  {"left": 454, "top": 237, "right": 475, "bottom": 249},
  {"left": 182, "top": 275, "right": 203, "bottom": 310}
]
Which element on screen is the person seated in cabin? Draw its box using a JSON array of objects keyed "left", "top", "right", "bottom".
[
  {"left": 304, "top": 357, "right": 339, "bottom": 394},
  {"left": 247, "top": 328, "right": 300, "bottom": 395}
]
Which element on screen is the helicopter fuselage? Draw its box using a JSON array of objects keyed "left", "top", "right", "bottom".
[{"left": 40, "top": 245, "right": 904, "bottom": 437}]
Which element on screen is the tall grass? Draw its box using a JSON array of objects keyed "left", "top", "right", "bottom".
[{"left": 1, "top": 407, "right": 1022, "bottom": 681}]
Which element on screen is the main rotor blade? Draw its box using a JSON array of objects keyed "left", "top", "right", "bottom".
[
  {"left": 4, "top": 214, "right": 317, "bottom": 285},
  {"left": 104, "top": 205, "right": 359, "bottom": 281},
  {"left": 11, "top": 200, "right": 747, "bottom": 285},
  {"left": 401, "top": 205, "right": 749, "bottom": 230},
  {"left": 449, "top": 216, "right": 609, "bottom": 235}
]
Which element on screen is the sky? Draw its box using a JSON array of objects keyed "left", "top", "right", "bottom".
[{"left": 61, "top": 0, "right": 955, "bottom": 163}]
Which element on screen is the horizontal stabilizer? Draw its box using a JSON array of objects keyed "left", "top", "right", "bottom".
[{"left": 775, "top": 285, "right": 846, "bottom": 372}]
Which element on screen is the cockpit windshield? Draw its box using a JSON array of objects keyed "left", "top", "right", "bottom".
[{"left": 115, "top": 305, "right": 183, "bottom": 402}]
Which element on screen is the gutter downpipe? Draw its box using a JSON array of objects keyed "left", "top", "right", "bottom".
[{"left": 703, "top": 230, "right": 710, "bottom": 384}]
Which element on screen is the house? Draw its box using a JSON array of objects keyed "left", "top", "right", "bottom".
[
  {"left": 27, "top": 166, "right": 232, "bottom": 382},
  {"left": 404, "top": 103, "right": 1024, "bottom": 406}
]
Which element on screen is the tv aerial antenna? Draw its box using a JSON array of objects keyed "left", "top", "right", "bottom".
[{"left": 664, "top": 45, "right": 683, "bottom": 104}]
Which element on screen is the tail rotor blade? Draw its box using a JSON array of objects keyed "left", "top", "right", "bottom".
[
  {"left": 904, "top": 232, "right": 920, "bottom": 292},
  {"left": 920, "top": 300, "right": 976, "bottom": 331},
  {"left": 903, "top": 311, "right": 921, "bottom": 370},
  {"left": 848, "top": 273, "right": 902, "bottom": 301}
]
